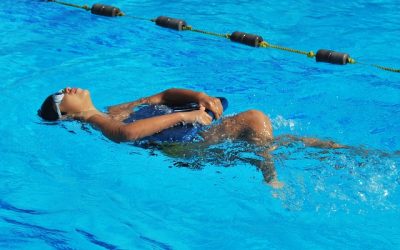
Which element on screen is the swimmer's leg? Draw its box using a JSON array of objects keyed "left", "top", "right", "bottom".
[
  {"left": 254, "top": 151, "right": 284, "bottom": 189},
  {"left": 201, "top": 110, "right": 274, "bottom": 145},
  {"left": 275, "top": 134, "right": 348, "bottom": 149},
  {"left": 201, "top": 110, "right": 283, "bottom": 188}
]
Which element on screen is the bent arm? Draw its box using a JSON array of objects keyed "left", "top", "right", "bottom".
[
  {"left": 107, "top": 88, "right": 216, "bottom": 122},
  {"left": 107, "top": 88, "right": 205, "bottom": 113},
  {"left": 159, "top": 88, "right": 205, "bottom": 106},
  {"left": 87, "top": 112, "right": 185, "bottom": 142},
  {"left": 107, "top": 98, "right": 147, "bottom": 114}
]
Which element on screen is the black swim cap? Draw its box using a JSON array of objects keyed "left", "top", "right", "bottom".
[
  {"left": 38, "top": 95, "right": 59, "bottom": 121},
  {"left": 38, "top": 89, "right": 66, "bottom": 121}
]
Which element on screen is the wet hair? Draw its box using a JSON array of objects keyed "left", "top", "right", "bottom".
[{"left": 38, "top": 95, "right": 62, "bottom": 121}]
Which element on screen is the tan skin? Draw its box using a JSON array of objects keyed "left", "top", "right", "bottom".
[{"left": 59, "top": 87, "right": 345, "bottom": 188}]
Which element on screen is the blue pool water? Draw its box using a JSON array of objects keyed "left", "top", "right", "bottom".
[{"left": 1, "top": 0, "right": 400, "bottom": 249}]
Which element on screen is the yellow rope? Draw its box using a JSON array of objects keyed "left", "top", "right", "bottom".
[
  {"left": 371, "top": 65, "right": 400, "bottom": 73},
  {"left": 260, "top": 41, "right": 315, "bottom": 58},
  {"left": 350, "top": 59, "right": 400, "bottom": 73},
  {"left": 51, "top": 0, "right": 91, "bottom": 11},
  {"left": 182, "top": 26, "right": 230, "bottom": 39},
  {"left": 123, "top": 15, "right": 154, "bottom": 21}
]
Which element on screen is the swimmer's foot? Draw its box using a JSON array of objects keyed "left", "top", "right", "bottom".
[
  {"left": 268, "top": 179, "right": 284, "bottom": 189},
  {"left": 301, "top": 137, "right": 349, "bottom": 149}
]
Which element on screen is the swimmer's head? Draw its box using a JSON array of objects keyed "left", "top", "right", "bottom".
[{"left": 38, "top": 87, "right": 93, "bottom": 121}]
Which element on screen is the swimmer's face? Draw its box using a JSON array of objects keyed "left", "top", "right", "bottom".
[{"left": 59, "top": 87, "right": 93, "bottom": 114}]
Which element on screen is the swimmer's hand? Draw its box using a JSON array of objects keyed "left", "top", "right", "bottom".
[
  {"left": 198, "top": 94, "right": 223, "bottom": 119},
  {"left": 182, "top": 107, "right": 213, "bottom": 125}
]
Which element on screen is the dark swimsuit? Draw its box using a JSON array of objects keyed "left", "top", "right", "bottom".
[{"left": 123, "top": 97, "right": 228, "bottom": 143}]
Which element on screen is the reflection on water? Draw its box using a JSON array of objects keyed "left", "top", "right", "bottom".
[
  {"left": 272, "top": 143, "right": 398, "bottom": 213},
  {"left": 140, "top": 139, "right": 400, "bottom": 214}
]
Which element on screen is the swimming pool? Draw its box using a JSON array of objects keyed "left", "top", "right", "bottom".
[{"left": 1, "top": 0, "right": 399, "bottom": 249}]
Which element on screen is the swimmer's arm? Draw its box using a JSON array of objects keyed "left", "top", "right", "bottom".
[
  {"left": 107, "top": 88, "right": 222, "bottom": 119},
  {"left": 107, "top": 88, "right": 204, "bottom": 111},
  {"left": 87, "top": 110, "right": 211, "bottom": 142},
  {"left": 159, "top": 88, "right": 223, "bottom": 119},
  {"left": 87, "top": 113, "right": 186, "bottom": 142},
  {"left": 157, "top": 88, "right": 206, "bottom": 106},
  {"left": 106, "top": 88, "right": 203, "bottom": 118},
  {"left": 106, "top": 98, "right": 147, "bottom": 120}
]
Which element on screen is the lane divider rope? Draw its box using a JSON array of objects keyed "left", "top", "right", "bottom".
[{"left": 44, "top": 0, "right": 400, "bottom": 74}]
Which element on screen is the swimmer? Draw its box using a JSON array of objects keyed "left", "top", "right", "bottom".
[{"left": 38, "top": 87, "right": 345, "bottom": 188}]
